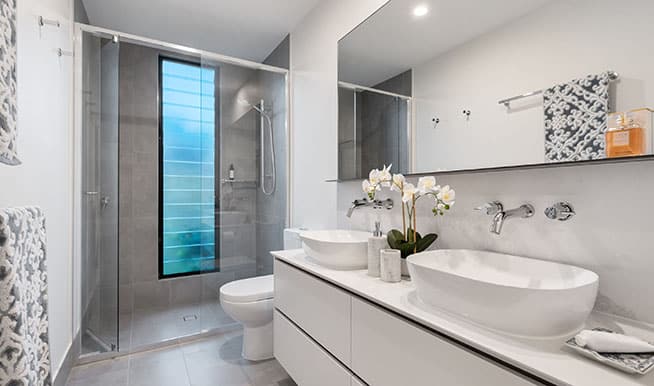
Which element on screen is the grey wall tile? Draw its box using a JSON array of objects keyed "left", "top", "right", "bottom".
[
  {"left": 133, "top": 280, "right": 170, "bottom": 310},
  {"left": 170, "top": 277, "right": 203, "bottom": 305}
]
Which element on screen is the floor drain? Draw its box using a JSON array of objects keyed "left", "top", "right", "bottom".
[{"left": 183, "top": 314, "right": 198, "bottom": 322}]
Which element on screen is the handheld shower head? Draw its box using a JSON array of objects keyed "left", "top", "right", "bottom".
[{"left": 237, "top": 98, "right": 276, "bottom": 195}]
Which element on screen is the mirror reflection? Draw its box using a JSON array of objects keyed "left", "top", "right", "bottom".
[{"left": 338, "top": 0, "right": 654, "bottom": 178}]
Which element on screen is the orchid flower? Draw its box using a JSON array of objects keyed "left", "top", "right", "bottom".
[
  {"left": 417, "top": 176, "right": 439, "bottom": 194},
  {"left": 401, "top": 183, "right": 417, "bottom": 203},
  {"left": 438, "top": 185, "right": 456, "bottom": 205}
]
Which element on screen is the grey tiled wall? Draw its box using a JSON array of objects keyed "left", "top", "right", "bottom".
[{"left": 117, "top": 42, "right": 277, "bottom": 350}]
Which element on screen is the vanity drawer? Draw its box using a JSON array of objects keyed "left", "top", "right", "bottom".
[
  {"left": 274, "top": 310, "right": 352, "bottom": 386},
  {"left": 351, "top": 298, "right": 540, "bottom": 386},
  {"left": 274, "top": 259, "right": 351, "bottom": 364}
]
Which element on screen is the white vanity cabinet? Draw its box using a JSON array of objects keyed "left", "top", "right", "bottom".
[
  {"left": 274, "top": 310, "right": 352, "bottom": 386},
  {"left": 274, "top": 259, "right": 545, "bottom": 386},
  {"left": 351, "top": 297, "right": 537, "bottom": 386},
  {"left": 274, "top": 258, "right": 351, "bottom": 364}
]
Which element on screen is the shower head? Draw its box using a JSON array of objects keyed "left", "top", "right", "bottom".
[
  {"left": 251, "top": 104, "right": 265, "bottom": 115},
  {"left": 238, "top": 98, "right": 271, "bottom": 120}
]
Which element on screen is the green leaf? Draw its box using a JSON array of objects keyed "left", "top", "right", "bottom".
[
  {"left": 415, "top": 233, "right": 438, "bottom": 253},
  {"left": 387, "top": 229, "right": 404, "bottom": 249},
  {"left": 399, "top": 242, "right": 415, "bottom": 259},
  {"left": 405, "top": 228, "right": 422, "bottom": 243}
]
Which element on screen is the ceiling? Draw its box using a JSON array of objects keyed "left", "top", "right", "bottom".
[
  {"left": 81, "top": 0, "right": 322, "bottom": 63},
  {"left": 339, "top": 0, "right": 551, "bottom": 87}
]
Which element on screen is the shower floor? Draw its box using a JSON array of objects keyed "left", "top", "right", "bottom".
[{"left": 119, "top": 300, "right": 236, "bottom": 352}]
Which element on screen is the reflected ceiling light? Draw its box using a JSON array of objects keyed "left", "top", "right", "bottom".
[{"left": 412, "top": 4, "right": 429, "bottom": 17}]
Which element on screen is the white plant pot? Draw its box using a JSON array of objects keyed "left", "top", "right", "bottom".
[{"left": 401, "top": 258, "right": 411, "bottom": 279}]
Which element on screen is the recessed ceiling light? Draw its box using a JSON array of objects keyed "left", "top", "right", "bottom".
[{"left": 413, "top": 5, "right": 429, "bottom": 17}]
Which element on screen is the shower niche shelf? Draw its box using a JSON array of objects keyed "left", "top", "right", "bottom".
[{"left": 220, "top": 179, "right": 258, "bottom": 188}]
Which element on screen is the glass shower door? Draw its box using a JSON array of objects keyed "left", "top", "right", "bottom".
[{"left": 80, "top": 31, "right": 120, "bottom": 355}]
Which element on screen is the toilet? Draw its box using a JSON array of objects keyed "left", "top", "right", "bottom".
[
  {"left": 220, "top": 274, "right": 274, "bottom": 361},
  {"left": 219, "top": 228, "right": 304, "bottom": 361}
]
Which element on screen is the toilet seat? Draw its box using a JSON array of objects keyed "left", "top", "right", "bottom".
[{"left": 220, "top": 274, "right": 274, "bottom": 303}]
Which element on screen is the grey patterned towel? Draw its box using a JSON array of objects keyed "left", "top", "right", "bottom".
[
  {"left": 0, "top": 0, "right": 20, "bottom": 166},
  {"left": 0, "top": 206, "right": 51, "bottom": 386},
  {"left": 544, "top": 72, "right": 610, "bottom": 162}
]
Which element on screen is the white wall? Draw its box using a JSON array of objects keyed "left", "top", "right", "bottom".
[
  {"left": 290, "top": 0, "right": 654, "bottom": 326},
  {"left": 0, "top": 0, "right": 74, "bottom": 379},
  {"left": 414, "top": 0, "right": 654, "bottom": 172},
  {"left": 289, "top": 0, "right": 388, "bottom": 229}
]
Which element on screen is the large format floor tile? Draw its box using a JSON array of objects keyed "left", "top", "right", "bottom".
[{"left": 66, "top": 330, "right": 295, "bottom": 386}]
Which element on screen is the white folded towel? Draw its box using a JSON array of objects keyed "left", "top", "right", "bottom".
[{"left": 574, "top": 330, "right": 654, "bottom": 353}]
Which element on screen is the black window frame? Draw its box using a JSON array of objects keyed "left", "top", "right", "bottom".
[{"left": 158, "top": 55, "right": 220, "bottom": 279}]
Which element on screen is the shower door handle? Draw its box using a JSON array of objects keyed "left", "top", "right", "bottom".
[{"left": 101, "top": 196, "right": 111, "bottom": 209}]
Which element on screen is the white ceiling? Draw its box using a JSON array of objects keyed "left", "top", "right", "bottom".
[
  {"left": 81, "top": 0, "right": 322, "bottom": 63},
  {"left": 339, "top": 0, "right": 551, "bottom": 87}
]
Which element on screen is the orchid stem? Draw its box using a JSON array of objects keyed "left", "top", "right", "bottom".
[
  {"left": 412, "top": 198, "right": 417, "bottom": 253},
  {"left": 401, "top": 201, "right": 406, "bottom": 240}
]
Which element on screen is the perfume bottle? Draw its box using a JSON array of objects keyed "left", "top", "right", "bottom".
[{"left": 606, "top": 113, "right": 644, "bottom": 158}]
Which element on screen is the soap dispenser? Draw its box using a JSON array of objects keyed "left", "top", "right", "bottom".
[
  {"left": 367, "top": 221, "right": 388, "bottom": 277},
  {"left": 228, "top": 163, "right": 236, "bottom": 180}
]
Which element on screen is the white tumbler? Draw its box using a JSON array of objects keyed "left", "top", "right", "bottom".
[{"left": 380, "top": 249, "right": 401, "bottom": 283}]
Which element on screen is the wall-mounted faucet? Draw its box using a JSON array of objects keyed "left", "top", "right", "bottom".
[
  {"left": 346, "top": 198, "right": 394, "bottom": 218},
  {"left": 474, "top": 201, "right": 534, "bottom": 235}
]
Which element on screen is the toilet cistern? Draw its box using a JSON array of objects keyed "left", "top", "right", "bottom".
[{"left": 475, "top": 201, "right": 534, "bottom": 235}]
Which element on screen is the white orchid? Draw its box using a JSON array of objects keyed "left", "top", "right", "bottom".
[
  {"left": 360, "top": 165, "right": 457, "bottom": 256},
  {"left": 368, "top": 168, "right": 381, "bottom": 185},
  {"left": 391, "top": 173, "right": 405, "bottom": 192},
  {"left": 362, "top": 165, "right": 393, "bottom": 199},
  {"left": 379, "top": 164, "right": 392, "bottom": 187},
  {"left": 417, "top": 176, "right": 439, "bottom": 194},
  {"left": 401, "top": 183, "right": 417, "bottom": 203},
  {"left": 437, "top": 185, "right": 456, "bottom": 205}
]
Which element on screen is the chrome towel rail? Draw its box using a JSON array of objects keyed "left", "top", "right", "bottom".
[
  {"left": 498, "top": 70, "right": 619, "bottom": 108},
  {"left": 38, "top": 16, "right": 60, "bottom": 28}
]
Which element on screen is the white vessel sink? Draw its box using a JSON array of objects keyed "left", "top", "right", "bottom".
[
  {"left": 407, "top": 249, "right": 599, "bottom": 338},
  {"left": 300, "top": 230, "right": 371, "bottom": 270}
]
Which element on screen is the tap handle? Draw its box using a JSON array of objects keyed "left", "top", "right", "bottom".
[
  {"left": 544, "top": 202, "right": 575, "bottom": 221},
  {"left": 474, "top": 201, "right": 503, "bottom": 215}
]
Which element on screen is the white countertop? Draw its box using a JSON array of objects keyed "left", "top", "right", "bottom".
[{"left": 272, "top": 249, "right": 654, "bottom": 386}]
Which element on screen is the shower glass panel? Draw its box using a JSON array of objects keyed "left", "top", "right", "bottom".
[
  {"left": 80, "top": 30, "right": 120, "bottom": 355},
  {"left": 201, "top": 54, "right": 287, "bottom": 279},
  {"left": 79, "top": 26, "right": 288, "bottom": 355}
]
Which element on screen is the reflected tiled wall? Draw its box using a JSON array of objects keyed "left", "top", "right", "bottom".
[{"left": 338, "top": 70, "right": 411, "bottom": 179}]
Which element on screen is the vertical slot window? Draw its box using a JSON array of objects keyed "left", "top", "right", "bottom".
[{"left": 159, "top": 58, "right": 217, "bottom": 278}]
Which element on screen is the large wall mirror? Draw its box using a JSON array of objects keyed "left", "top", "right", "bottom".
[{"left": 338, "top": 0, "right": 654, "bottom": 179}]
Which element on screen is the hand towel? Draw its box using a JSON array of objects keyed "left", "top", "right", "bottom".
[
  {"left": 544, "top": 72, "right": 611, "bottom": 162},
  {"left": 574, "top": 330, "right": 654, "bottom": 353},
  {"left": 0, "top": 206, "right": 51, "bottom": 385}
]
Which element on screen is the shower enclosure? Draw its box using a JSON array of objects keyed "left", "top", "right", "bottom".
[
  {"left": 77, "top": 26, "right": 288, "bottom": 358},
  {"left": 338, "top": 83, "right": 411, "bottom": 180}
]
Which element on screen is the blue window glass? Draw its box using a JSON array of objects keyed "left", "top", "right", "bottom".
[{"left": 160, "top": 58, "right": 217, "bottom": 277}]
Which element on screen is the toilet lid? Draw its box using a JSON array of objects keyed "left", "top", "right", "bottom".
[{"left": 220, "top": 274, "right": 274, "bottom": 303}]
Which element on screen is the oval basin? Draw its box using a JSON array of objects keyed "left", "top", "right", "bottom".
[
  {"left": 407, "top": 249, "right": 599, "bottom": 338},
  {"left": 300, "top": 230, "right": 371, "bottom": 270}
]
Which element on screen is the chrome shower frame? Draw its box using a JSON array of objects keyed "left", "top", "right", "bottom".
[{"left": 72, "top": 22, "right": 292, "bottom": 363}]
